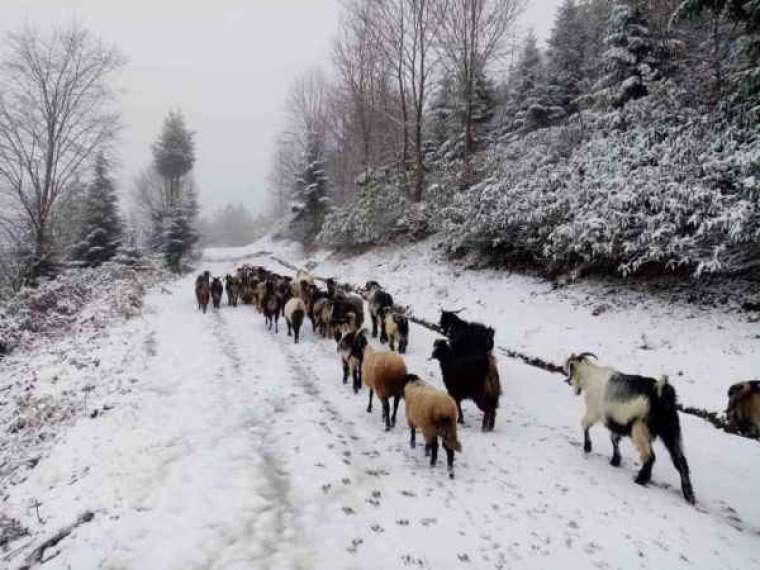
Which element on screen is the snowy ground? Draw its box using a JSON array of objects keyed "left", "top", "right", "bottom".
[{"left": 2, "top": 240, "right": 759, "bottom": 569}]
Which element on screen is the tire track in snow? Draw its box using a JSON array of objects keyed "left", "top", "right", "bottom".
[{"left": 208, "top": 304, "right": 312, "bottom": 568}]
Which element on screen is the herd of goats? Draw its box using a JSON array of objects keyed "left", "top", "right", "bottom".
[{"left": 193, "top": 266, "right": 760, "bottom": 504}]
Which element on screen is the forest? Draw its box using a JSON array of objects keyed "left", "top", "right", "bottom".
[{"left": 270, "top": 0, "right": 760, "bottom": 280}]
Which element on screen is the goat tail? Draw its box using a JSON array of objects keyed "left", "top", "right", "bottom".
[
  {"left": 438, "top": 417, "right": 462, "bottom": 453},
  {"left": 654, "top": 375, "right": 696, "bottom": 504},
  {"left": 292, "top": 308, "right": 305, "bottom": 329},
  {"left": 485, "top": 354, "right": 502, "bottom": 404}
]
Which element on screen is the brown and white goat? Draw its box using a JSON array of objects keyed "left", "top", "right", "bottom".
[{"left": 564, "top": 353, "right": 695, "bottom": 504}]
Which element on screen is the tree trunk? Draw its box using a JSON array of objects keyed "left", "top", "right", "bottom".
[{"left": 413, "top": 112, "right": 424, "bottom": 202}]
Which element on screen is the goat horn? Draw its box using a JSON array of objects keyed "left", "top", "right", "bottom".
[
  {"left": 577, "top": 352, "right": 598, "bottom": 360},
  {"left": 444, "top": 307, "right": 465, "bottom": 314}
]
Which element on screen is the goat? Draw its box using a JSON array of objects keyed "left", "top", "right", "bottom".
[
  {"left": 313, "top": 298, "right": 334, "bottom": 338},
  {"left": 403, "top": 374, "right": 462, "bottom": 479},
  {"left": 224, "top": 275, "right": 239, "bottom": 307},
  {"left": 366, "top": 281, "right": 393, "bottom": 343},
  {"left": 332, "top": 292, "right": 365, "bottom": 332},
  {"left": 304, "top": 284, "right": 329, "bottom": 331},
  {"left": 335, "top": 329, "right": 361, "bottom": 388},
  {"left": 210, "top": 277, "right": 223, "bottom": 309},
  {"left": 261, "top": 281, "right": 282, "bottom": 332},
  {"left": 195, "top": 271, "right": 210, "bottom": 313},
  {"left": 351, "top": 329, "right": 407, "bottom": 431},
  {"left": 727, "top": 381, "right": 760, "bottom": 437},
  {"left": 564, "top": 353, "right": 695, "bottom": 504},
  {"left": 284, "top": 297, "right": 306, "bottom": 344},
  {"left": 383, "top": 310, "right": 409, "bottom": 354},
  {"left": 440, "top": 310, "right": 495, "bottom": 359},
  {"left": 431, "top": 339, "right": 501, "bottom": 431}
]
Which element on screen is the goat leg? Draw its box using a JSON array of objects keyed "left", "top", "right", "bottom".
[
  {"left": 443, "top": 443, "right": 455, "bottom": 479},
  {"left": 583, "top": 427, "right": 592, "bottom": 453},
  {"left": 430, "top": 440, "right": 439, "bottom": 467},
  {"left": 367, "top": 389, "right": 374, "bottom": 413},
  {"left": 409, "top": 427, "right": 416, "bottom": 449},
  {"left": 610, "top": 433, "right": 622, "bottom": 467}
]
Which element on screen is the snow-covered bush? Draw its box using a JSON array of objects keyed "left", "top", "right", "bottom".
[
  {"left": 439, "top": 84, "right": 760, "bottom": 277},
  {"left": 318, "top": 171, "right": 412, "bottom": 247},
  {"left": 0, "top": 260, "right": 166, "bottom": 355}
]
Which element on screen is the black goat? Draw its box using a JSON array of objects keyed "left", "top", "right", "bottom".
[
  {"left": 210, "top": 277, "right": 223, "bottom": 309},
  {"left": 431, "top": 339, "right": 501, "bottom": 431},
  {"left": 439, "top": 310, "right": 495, "bottom": 358}
]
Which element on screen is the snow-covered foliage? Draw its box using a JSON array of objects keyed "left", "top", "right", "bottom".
[
  {"left": 318, "top": 170, "right": 412, "bottom": 247},
  {"left": 0, "top": 259, "right": 166, "bottom": 355},
  {"left": 438, "top": 83, "right": 760, "bottom": 276}
]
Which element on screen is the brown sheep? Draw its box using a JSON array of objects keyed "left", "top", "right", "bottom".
[
  {"left": 727, "top": 381, "right": 760, "bottom": 436},
  {"left": 352, "top": 330, "right": 407, "bottom": 431},
  {"left": 403, "top": 374, "right": 462, "bottom": 478}
]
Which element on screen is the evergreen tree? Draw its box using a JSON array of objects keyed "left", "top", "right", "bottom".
[
  {"left": 150, "top": 110, "right": 198, "bottom": 270},
  {"left": 430, "top": 69, "right": 496, "bottom": 151},
  {"left": 546, "top": 0, "right": 587, "bottom": 116},
  {"left": 594, "top": 2, "right": 659, "bottom": 107},
  {"left": 163, "top": 201, "right": 198, "bottom": 272},
  {"left": 152, "top": 110, "right": 195, "bottom": 205},
  {"left": 508, "top": 32, "right": 551, "bottom": 131},
  {"left": 289, "top": 130, "right": 332, "bottom": 244},
  {"left": 71, "top": 154, "right": 123, "bottom": 266}
]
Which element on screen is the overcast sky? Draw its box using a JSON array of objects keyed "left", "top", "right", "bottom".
[{"left": 2, "top": 0, "right": 562, "bottom": 216}]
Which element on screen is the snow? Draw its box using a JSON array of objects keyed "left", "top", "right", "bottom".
[{"left": 2, "top": 237, "right": 760, "bottom": 569}]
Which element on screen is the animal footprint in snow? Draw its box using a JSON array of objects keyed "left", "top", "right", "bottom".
[
  {"left": 321, "top": 484, "right": 331, "bottom": 494},
  {"left": 457, "top": 553, "right": 470, "bottom": 562},
  {"left": 342, "top": 506, "right": 356, "bottom": 515},
  {"left": 420, "top": 518, "right": 436, "bottom": 527},
  {"left": 370, "top": 524, "right": 384, "bottom": 533},
  {"left": 342, "top": 478, "right": 352, "bottom": 485},
  {"left": 347, "top": 538, "right": 364, "bottom": 553},
  {"left": 401, "top": 490, "right": 416, "bottom": 498},
  {"left": 397, "top": 519, "right": 410, "bottom": 526}
]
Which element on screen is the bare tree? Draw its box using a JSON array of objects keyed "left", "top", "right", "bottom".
[
  {"left": 0, "top": 25, "right": 124, "bottom": 279},
  {"left": 434, "top": 0, "right": 525, "bottom": 178}
]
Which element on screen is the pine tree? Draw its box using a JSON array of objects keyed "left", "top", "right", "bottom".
[
  {"left": 71, "top": 154, "right": 123, "bottom": 266},
  {"left": 508, "top": 32, "right": 551, "bottom": 131},
  {"left": 152, "top": 110, "right": 195, "bottom": 206},
  {"left": 150, "top": 110, "right": 198, "bottom": 270},
  {"left": 289, "top": 130, "right": 332, "bottom": 244},
  {"left": 430, "top": 69, "right": 496, "bottom": 152},
  {"left": 546, "top": 0, "right": 587, "bottom": 116},
  {"left": 595, "top": 2, "right": 659, "bottom": 107}
]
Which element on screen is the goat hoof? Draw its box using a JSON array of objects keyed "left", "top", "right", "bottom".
[
  {"left": 449, "top": 472, "right": 455, "bottom": 480},
  {"left": 583, "top": 443, "right": 592, "bottom": 453},
  {"left": 385, "top": 425, "right": 391, "bottom": 432},
  {"left": 634, "top": 475, "right": 650, "bottom": 486},
  {"left": 610, "top": 456, "right": 621, "bottom": 467}
]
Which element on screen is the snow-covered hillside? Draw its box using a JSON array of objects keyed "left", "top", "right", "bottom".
[{"left": 2, "top": 239, "right": 759, "bottom": 569}]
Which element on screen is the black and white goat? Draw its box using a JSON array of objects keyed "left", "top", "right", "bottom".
[
  {"left": 366, "top": 281, "right": 393, "bottom": 343},
  {"left": 564, "top": 353, "right": 695, "bottom": 504}
]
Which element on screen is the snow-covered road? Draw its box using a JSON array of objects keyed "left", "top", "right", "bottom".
[{"left": 4, "top": 249, "right": 760, "bottom": 569}]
